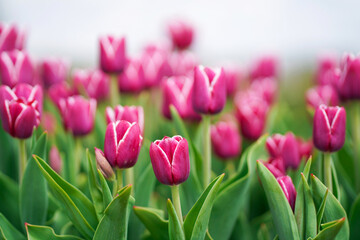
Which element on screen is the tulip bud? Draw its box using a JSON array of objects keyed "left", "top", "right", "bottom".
[
  {"left": 168, "top": 51, "right": 197, "bottom": 77},
  {"left": 48, "top": 82, "right": 74, "bottom": 109},
  {"left": 277, "top": 176, "right": 296, "bottom": 211},
  {"left": 106, "top": 105, "right": 144, "bottom": 134},
  {"left": 0, "top": 50, "right": 35, "bottom": 87},
  {"left": 249, "top": 56, "right": 278, "bottom": 81},
  {"left": 313, "top": 104, "right": 346, "bottom": 152},
  {"left": 192, "top": 66, "right": 226, "bottom": 114},
  {"left": 338, "top": 54, "right": 360, "bottom": 100},
  {"left": 162, "top": 76, "right": 201, "bottom": 121},
  {"left": 211, "top": 121, "right": 241, "bottom": 160},
  {"left": 118, "top": 58, "right": 144, "bottom": 93},
  {"left": 149, "top": 135, "right": 190, "bottom": 185},
  {"left": 94, "top": 147, "right": 115, "bottom": 179},
  {"left": 168, "top": 20, "right": 194, "bottom": 50},
  {"left": 40, "top": 58, "right": 68, "bottom": 88},
  {"left": 264, "top": 157, "right": 285, "bottom": 178},
  {"left": 306, "top": 85, "right": 339, "bottom": 110},
  {"left": 315, "top": 55, "right": 337, "bottom": 85},
  {"left": 0, "top": 84, "right": 42, "bottom": 139},
  {"left": 99, "top": 35, "right": 126, "bottom": 73},
  {"left": 59, "top": 95, "right": 96, "bottom": 136},
  {"left": 73, "top": 69, "right": 110, "bottom": 101},
  {"left": 249, "top": 77, "right": 277, "bottom": 105},
  {"left": 266, "top": 133, "right": 300, "bottom": 170},
  {"left": 49, "top": 146, "right": 62, "bottom": 174},
  {"left": 103, "top": 120, "right": 142, "bottom": 168},
  {"left": 0, "top": 23, "right": 26, "bottom": 52}
]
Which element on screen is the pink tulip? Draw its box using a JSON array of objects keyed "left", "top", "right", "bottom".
[
  {"left": 297, "top": 137, "right": 313, "bottom": 160},
  {"left": 277, "top": 175, "right": 297, "bottom": 211},
  {"left": 99, "top": 35, "right": 126, "bottom": 73},
  {"left": 316, "top": 55, "right": 337, "bottom": 85},
  {"left": 168, "top": 51, "right": 197, "bottom": 77},
  {"left": 149, "top": 135, "right": 190, "bottom": 185},
  {"left": 224, "top": 66, "right": 242, "bottom": 96},
  {"left": 264, "top": 157, "right": 286, "bottom": 178},
  {"left": 211, "top": 121, "right": 241, "bottom": 159},
  {"left": 306, "top": 85, "right": 339, "bottom": 110},
  {"left": 249, "top": 77, "right": 277, "bottom": 105},
  {"left": 141, "top": 51, "right": 167, "bottom": 88},
  {"left": 118, "top": 58, "right": 144, "bottom": 93},
  {"left": 40, "top": 58, "right": 68, "bottom": 88},
  {"left": 0, "top": 23, "right": 26, "bottom": 52},
  {"left": 73, "top": 69, "right": 110, "bottom": 101},
  {"left": 49, "top": 146, "right": 62, "bottom": 174},
  {"left": 168, "top": 20, "right": 194, "bottom": 50},
  {"left": 48, "top": 82, "right": 74, "bottom": 109},
  {"left": 249, "top": 56, "right": 278, "bottom": 81},
  {"left": 106, "top": 105, "right": 144, "bottom": 134},
  {"left": 338, "top": 54, "right": 360, "bottom": 100}
]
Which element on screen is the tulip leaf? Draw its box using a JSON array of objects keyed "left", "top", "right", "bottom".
[
  {"left": 86, "top": 150, "right": 103, "bottom": 220},
  {"left": 97, "top": 170, "right": 112, "bottom": 210},
  {"left": 310, "top": 174, "right": 349, "bottom": 240},
  {"left": 33, "top": 155, "right": 97, "bottom": 240},
  {"left": 302, "top": 173, "right": 317, "bottom": 239},
  {"left": 167, "top": 199, "right": 185, "bottom": 240},
  {"left": 0, "top": 213, "right": 25, "bottom": 240},
  {"left": 312, "top": 217, "right": 346, "bottom": 240},
  {"left": 316, "top": 190, "right": 329, "bottom": 233},
  {"left": 93, "top": 185, "right": 132, "bottom": 240},
  {"left": 209, "top": 135, "right": 267, "bottom": 239},
  {"left": 26, "top": 224, "right": 83, "bottom": 240},
  {"left": 183, "top": 174, "right": 224, "bottom": 240},
  {"left": 349, "top": 193, "right": 360, "bottom": 239},
  {"left": 134, "top": 206, "right": 169, "bottom": 240},
  {"left": 257, "top": 161, "right": 300, "bottom": 240}
]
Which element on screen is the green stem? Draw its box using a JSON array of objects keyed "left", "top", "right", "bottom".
[
  {"left": 110, "top": 74, "right": 120, "bottom": 106},
  {"left": 324, "top": 152, "right": 332, "bottom": 192},
  {"left": 113, "top": 168, "right": 123, "bottom": 196},
  {"left": 18, "top": 140, "right": 26, "bottom": 182},
  {"left": 71, "top": 137, "right": 82, "bottom": 185},
  {"left": 171, "top": 185, "right": 183, "bottom": 225},
  {"left": 226, "top": 160, "right": 236, "bottom": 178},
  {"left": 125, "top": 167, "right": 134, "bottom": 193},
  {"left": 203, "top": 115, "right": 211, "bottom": 188},
  {"left": 351, "top": 101, "right": 360, "bottom": 191}
]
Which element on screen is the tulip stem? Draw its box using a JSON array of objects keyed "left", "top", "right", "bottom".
[
  {"left": 125, "top": 167, "right": 134, "bottom": 193},
  {"left": 18, "top": 140, "right": 26, "bottom": 182},
  {"left": 72, "top": 138, "right": 82, "bottom": 185},
  {"left": 114, "top": 168, "right": 123, "bottom": 196},
  {"left": 111, "top": 74, "right": 119, "bottom": 106},
  {"left": 203, "top": 115, "right": 211, "bottom": 188},
  {"left": 226, "top": 161, "right": 236, "bottom": 178},
  {"left": 323, "top": 152, "right": 332, "bottom": 192},
  {"left": 171, "top": 185, "right": 183, "bottom": 225},
  {"left": 352, "top": 101, "right": 360, "bottom": 191}
]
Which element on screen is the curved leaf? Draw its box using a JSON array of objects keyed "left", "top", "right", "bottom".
[
  {"left": 86, "top": 150, "right": 103, "bottom": 220},
  {"left": 350, "top": 194, "right": 360, "bottom": 239},
  {"left": 0, "top": 214, "right": 25, "bottom": 240},
  {"left": 134, "top": 206, "right": 168, "bottom": 240},
  {"left": 313, "top": 218, "right": 346, "bottom": 240},
  {"left": 167, "top": 199, "right": 185, "bottom": 240},
  {"left": 26, "top": 224, "right": 83, "bottom": 240}
]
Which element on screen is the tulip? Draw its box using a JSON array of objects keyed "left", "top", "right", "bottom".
[
  {"left": 313, "top": 104, "right": 346, "bottom": 152},
  {"left": 306, "top": 85, "right": 339, "bottom": 110},
  {"left": 49, "top": 146, "right": 62, "bottom": 174},
  {"left": 315, "top": 55, "right": 337, "bottom": 85},
  {"left": 118, "top": 58, "right": 144, "bottom": 93},
  {"left": 277, "top": 176, "right": 296, "bottom": 211},
  {"left": 168, "top": 51, "right": 197, "bottom": 77},
  {"left": 59, "top": 95, "right": 96, "bottom": 136},
  {"left": 149, "top": 135, "right": 190, "bottom": 185},
  {"left": 0, "top": 84, "right": 42, "bottom": 139},
  {"left": 94, "top": 147, "right": 115, "bottom": 180},
  {"left": 48, "top": 82, "right": 74, "bottom": 109},
  {"left": 249, "top": 56, "right": 278, "bottom": 81},
  {"left": 192, "top": 66, "right": 226, "bottom": 114},
  {"left": 338, "top": 54, "right": 360, "bottom": 100},
  {"left": 264, "top": 157, "right": 286, "bottom": 178},
  {"left": 41, "top": 58, "right": 68, "bottom": 88},
  {"left": 162, "top": 76, "right": 201, "bottom": 121},
  {"left": 168, "top": 20, "right": 194, "bottom": 50},
  {"left": 266, "top": 133, "right": 300, "bottom": 170},
  {"left": 211, "top": 121, "right": 241, "bottom": 159},
  {"left": 224, "top": 66, "right": 242, "bottom": 96},
  {"left": 141, "top": 50, "right": 168, "bottom": 88},
  {"left": 0, "top": 23, "right": 25, "bottom": 52},
  {"left": 106, "top": 105, "right": 144, "bottom": 134},
  {"left": 249, "top": 77, "right": 277, "bottom": 105},
  {"left": 297, "top": 137, "right": 312, "bottom": 160},
  {"left": 41, "top": 112, "right": 56, "bottom": 134},
  {"left": 73, "top": 69, "right": 110, "bottom": 101},
  {"left": 99, "top": 35, "right": 127, "bottom": 73},
  {"left": 0, "top": 50, "right": 35, "bottom": 87}
]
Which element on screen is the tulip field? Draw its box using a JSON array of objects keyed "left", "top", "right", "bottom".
[{"left": 0, "top": 19, "right": 360, "bottom": 240}]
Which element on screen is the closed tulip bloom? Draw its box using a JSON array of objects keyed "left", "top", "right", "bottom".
[
  {"left": 41, "top": 58, "right": 68, "bottom": 88},
  {"left": 338, "top": 54, "right": 360, "bottom": 100},
  {"left": 162, "top": 76, "right": 201, "bottom": 121},
  {"left": 150, "top": 135, "right": 190, "bottom": 185},
  {"left": 277, "top": 175, "right": 296, "bottom": 211},
  {"left": 315, "top": 55, "right": 337, "bottom": 85},
  {"left": 94, "top": 147, "right": 115, "bottom": 179},
  {"left": 49, "top": 146, "right": 62, "bottom": 174},
  {"left": 0, "top": 84, "right": 42, "bottom": 138},
  {"left": 59, "top": 95, "right": 96, "bottom": 136},
  {"left": 73, "top": 69, "right": 110, "bottom": 101},
  {"left": 168, "top": 20, "right": 194, "bottom": 50},
  {"left": 103, "top": 120, "right": 142, "bottom": 168},
  {"left": 192, "top": 66, "right": 226, "bottom": 114},
  {"left": 99, "top": 35, "right": 126, "bottom": 73},
  {"left": 48, "top": 82, "right": 74, "bottom": 109},
  {"left": 106, "top": 105, "right": 144, "bottom": 134},
  {"left": 264, "top": 157, "right": 285, "bottom": 178},
  {"left": 0, "top": 23, "right": 25, "bottom": 52},
  {"left": 297, "top": 137, "right": 313, "bottom": 160},
  {"left": 168, "top": 51, "right": 197, "bottom": 77},
  {"left": 249, "top": 56, "right": 278, "bottom": 81},
  {"left": 211, "top": 121, "right": 241, "bottom": 160},
  {"left": 313, "top": 104, "right": 346, "bottom": 152},
  {"left": 249, "top": 77, "right": 277, "bottom": 105},
  {"left": 118, "top": 58, "right": 144, "bottom": 93},
  {"left": 306, "top": 85, "right": 339, "bottom": 109},
  {"left": 141, "top": 50, "right": 168, "bottom": 88},
  {"left": 266, "top": 133, "right": 300, "bottom": 169},
  {"left": 0, "top": 51, "right": 35, "bottom": 87}
]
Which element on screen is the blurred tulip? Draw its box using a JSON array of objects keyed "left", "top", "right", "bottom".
[
  {"left": 0, "top": 84, "right": 42, "bottom": 138},
  {"left": 0, "top": 50, "right": 35, "bottom": 87},
  {"left": 168, "top": 20, "right": 194, "bottom": 50},
  {"left": 168, "top": 51, "right": 197, "bottom": 76},
  {"left": 297, "top": 137, "right": 313, "bottom": 160},
  {"left": 224, "top": 66, "right": 242, "bottom": 96},
  {"left": 211, "top": 121, "right": 241, "bottom": 160},
  {"left": 192, "top": 66, "right": 226, "bottom": 114},
  {"left": 94, "top": 147, "right": 115, "bottom": 179},
  {"left": 149, "top": 135, "right": 190, "bottom": 185},
  {"left": 306, "top": 85, "right": 339, "bottom": 110},
  {"left": 316, "top": 55, "right": 337, "bottom": 85},
  {"left": 49, "top": 146, "right": 62, "bottom": 174},
  {"left": 40, "top": 58, "right": 68, "bottom": 88},
  {"left": 48, "top": 82, "right": 74, "bottom": 109},
  {"left": 59, "top": 95, "right": 96, "bottom": 136},
  {"left": 162, "top": 76, "right": 201, "bottom": 121},
  {"left": 249, "top": 56, "right": 278, "bottom": 80},
  {"left": 41, "top": 112, "right": 56, "bottom": 134},
  {"left": 118, "top": 58, "right": 144, "bottom": 93},
  {"left": 250, "top": 77, "right": 277, "bottom": 105},
  {"left": 313, "top": 104, "right": 346, "bottom": 152},
  {"left": 0, "top": 23, "right": 25, "bottom": 52},
  {"left": 99, "top": 35, "right": 126, "bottom": 73},
  {"left": 141, "top": 51, "right": 167, "bottom": 88},
  {"left": 73, "top": 69, "right": 110, "bottom": 101},
  {"left": 106, "top": 105, "right": 144, "bottom": 134},
  {"left": 338, "top": 54, "right": 360, "bottom": 100},
  {"left": 277, "top": 175, "right": 296, "bottom": 211}
]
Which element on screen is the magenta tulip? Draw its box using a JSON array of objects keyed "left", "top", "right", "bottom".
[
  {"left": 306, "top": 85, "right": 339, "bottom": 110},
  {"left": 118, "top": 58, "right": 144, "bottom": 93},
  {"left": 297, "top": 137, "right": 313, "bottom": 160},
  {"left": 149, "top": 135, "right": 190, "bottom": 185},
  {"left": 0, "top": 23, "right": 25, "bottom": 52},
  {"left": 0, "top": 84, "right": 42, "bottom": 139},
  {"left": 0, "top": 51, "right": 35, "bottom": 87},
  {"left": 41, "top": 58, "right": 68, "bottom": 88},
  {"left": 211, "top": 121, "right": 241, "bottom": 159},
  {"left": 168, "top": 51, "right": 197, "bottom": 77},
  {"left": 313, "top": 104, "right": 346, "bottom": 152},
  {"left": 141, "top": 50, "right": 168, "bottom": 88},
  {"left": 192, "top": 66, "right": 226, "bottom": 114},
  {"left": 316, "top": 55, "right": 337, "bottom": 85},
  {"left": 48, "top": 82, "right": 74, "bottom": 109},
  {"left": 59, "top": 95, "right": 96, "bottom": 136},
  {"left": 73, "top": 69, "right": 110, "bottom": 101},
  {"left": 338, "top": 54, "right": 360, "bottom": 100},
  {"left": 249, "top": 56, "right": 278, "bottom": 81},
  {"left": 264, "top": 157, "right": 286, "bottom": 178},
  {"left": 277, "top": 176, "right": 296, "bottom": 211},
  {"left": 99, "top": 35, "right": 126, "bottom": 73},
  {"left": 249, "top": 77, "right": 277, "bottom": 105},
  {"left": 106, "top": 105, "right": 144, "bottom": 134},
  {"left": 168, "top": 20, "right": 194, "bottom": 50}
]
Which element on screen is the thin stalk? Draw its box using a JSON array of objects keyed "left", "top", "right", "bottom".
[
  {"left": 323, "top": 152, "right": 332, "bottom": 192},
  {"left": 203, "top": 115, "right": 211, "bottom": 188},
  {"left": 113, "top": 168, "right": 123, "bottom": 196},
  {"left": 125, "top": 167, "right": 134, "bottom": 193},
  {"left": 71, "top": 137, "right": 82, "bottom": 185},
  {"left": 110, "top": 74, "right": 120, "bottom": 106},
  {"left": 171, "top": 185, "right": 183, "bottom": 225},
  {"left": 225, "top": 160, "right": 236, "bottom": 178},
  {"left": 18, "top": 140, "right": 26, "bottom": 182},
  {"left": 352, "top": 101, "right": 360, "bottom": 191}
]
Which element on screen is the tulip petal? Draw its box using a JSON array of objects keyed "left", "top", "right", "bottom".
[
  {"left": 192, "top": 66, "right": 211, "bottom": 113},
  {"left": 104, "top": 122, "right": 118, "bottom": 166},
  {"left": 116, "top": 122, "right": 141, "bottom": 168},
  {"left": 13, "top": 104, "right": 36, "bottom": 138},
  {"left": 171, "top": 138, "right": 190, "bottom": 185},
  {"left": 149, "top": 142, "right": 173, "bottom": 185}
]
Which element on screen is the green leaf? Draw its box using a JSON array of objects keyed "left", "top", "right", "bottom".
[
  {"left": 183, "top": 174, "right": 224, "bottom": 240},
  {"left": 86, "top": 150, "right": 103, "bottom": 220},
  {"left": 310, "top": 174, "right": 349, "bottom": 240},
  {"left": 331, "top": 161, "right": 340, "bottom": 202},
  {"left": 316, "top": 190, "right": 329, "bottom": 233},
  {"left": 26, "top": 224, "right": 83, "bottom": 240},
  {"left": 257, "top": 161, "right": 300, "bottom": 240},
  {"left": 301, "top": 173, "right": 317, "bottom": 239},
  {"left": 167, "top": 200, "right": 185, "bottom": 240},
  {"left": 33, "top": 156, "right": 97, "bottom": 240},
  {"left": 349, "top": 193, "right": 360, "bottom": 239},
  {"left": 93, "top": 185, "right": 132, "bottom": 240},
  {"left": 0, "top": 214, "right": 25, "bottom": 240},
  {"left": 313, "top": 218, "right": 345, "bottom": 240},
  {"left": 97, "top": 170, "right": 112, "bottom": 210},
  {"left": 257, "top": 224, "right": 271, "bottom": 240},
  {"left": 134, "top": 206, "right": 169, "bottom": 240}
]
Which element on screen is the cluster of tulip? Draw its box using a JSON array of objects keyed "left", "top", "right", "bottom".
[{"left": 0, "top": 20, "right": 358, "bottom": 240}]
